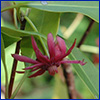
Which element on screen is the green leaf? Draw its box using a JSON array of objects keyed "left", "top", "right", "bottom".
[
  {"left": 1, "top": 34, "right": 8, "bottom": 98},
  {"left": 20, "top": 8, "right": 60, "bottom": 56},
  {"left": 1, "top": 34, "right": 6, "bottom": 65},
  {"left": 65, "top": 40, "right": 99, "bottom": 98},
  {"left": 53, "top": 74, "right": 69, "bottom": 99},
  {"left": 25, "top": 8, "right": 60, "bottom": 37},
  {"left": 59, "top": 14, "right": 91, "bottom": 44},
  {"left": 1, "top": 43, "right": 25, "bottom": 87},
  {"left": 1, "top": 26, "right": 46, "bottom": 39},
  {"left": 20, "top": 36, "right": 36, "bottom": 58},
  {"left": 24, "top": 8, "right": 60, "bottom": 55},
  {"left": 2, "top": 32, "right": 21, "bottom": 48},
  {"left": 1, "top": 1, "right": 99, "bottom": 22}
]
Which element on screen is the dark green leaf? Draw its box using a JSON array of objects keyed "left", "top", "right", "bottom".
[{"left": 2, "top": 32, "right": 21, "bottom": 48}]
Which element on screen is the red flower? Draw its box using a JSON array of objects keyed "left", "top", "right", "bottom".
[{"left": 12, "top": 33, "right": 86, "bottom": 78}]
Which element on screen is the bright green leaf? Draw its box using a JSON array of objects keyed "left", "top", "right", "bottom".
[
  {"left": 1, "top": 1, "right": 99, "bottom": 22},
  {"left": 1, "top": 26, "right": 46, "bottom": 39},
  {"left": 25, "top": 8, "right": 60, "bottom": 37},
  {"left": 1, "top": 34, "right": 5, "bottom": 64},
  {"left": 1, "top": 34, "right": 8, "bottom": 98},
  {"left": 53, "top": 74, "right": 69, "bottom": 99},
  {"left": 1, "top": 43, "right": 24, "bottom": 85},
  {"left": 21, "top": 8, "right": 60, "bottom": 57}
]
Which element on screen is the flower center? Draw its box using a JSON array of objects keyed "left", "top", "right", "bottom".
[{"left": 47, "top": 65, "right": 58, "bottom": 76}]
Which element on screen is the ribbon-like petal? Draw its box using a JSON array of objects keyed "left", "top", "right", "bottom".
[
  {"left": 31, "top": 35, "right": 39, "bottom": 52},
  {"left": 12, "top": 54, "right": 39, "bottom": 64},
  {"left": 55, "top": 39, "right": 76, "bottom": 62},
  {"left": 56, "top": 36, "right": 66, "bottom": 54},
  {"left": 31, "top": 35, "right": 49, "bottom": 63},
  {"left": 16, "top": 71, "right": 25, "bottom": 73},
  {"left": 23, "top": 63, "right": 44, "bottom": 70},
  {"left": 47, "top": 33, "right": 55, "bottom": 59},
  {"left": 36, "top": 50, "right": 49, "bottom": 63},
  {"left": 28, "top": 69, "right": 45, "bottom": 78},
  {"left": 60, "top": 59, "right": 87, "bottom": 66},
  {"left": 65, "top": 39, "right": 76, "bottom": 56}
]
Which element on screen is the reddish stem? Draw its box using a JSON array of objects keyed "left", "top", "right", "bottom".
[
  {"left": 8, "top": 15, "right": 26, "bottom": 98},
  {"left": 77, "top": 19, "right": 94, "bottom": 48}
]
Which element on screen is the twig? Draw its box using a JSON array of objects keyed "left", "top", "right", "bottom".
[
  {"left": 77, "top": 19, "right": 94, "bottom": 48},
  {"left": 8, "top": 41, "right": 21, "bottom": 98},
  {"left": 8, "top": 14, "right": 26, "bottom": 98},
  {"left": 62, "top": 58, "right": 76, "bottom": 99}
]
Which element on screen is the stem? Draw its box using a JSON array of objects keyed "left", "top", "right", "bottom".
[
  {"left": 8, "top": 41, "right": 21, "bottom": 98},
  {"left": 24, "top": 16, "right": 49, "bottom": 56},
  {"left": 62, "top": 58, "right": 77, "bottom": 99},
  {"left": 13, "top": 8, "right": 18, "bottom": 29},
  {"left": 77, "top": 19, "right": 94, "bottom": 48},
  {"left": 8, "top": 14, "right": 26, "bottom": 98}
]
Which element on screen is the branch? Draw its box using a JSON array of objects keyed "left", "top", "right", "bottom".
[
  {"left": 8, "top": 14, "right": 26, "bottom": 98},
  {"left": 62, "top": 58, "right": 76, "bottom": 99},
  {"left": 77, "top": 19, "right": 94, "bottom": 48}
]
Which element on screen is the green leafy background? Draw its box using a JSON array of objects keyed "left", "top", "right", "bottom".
[{"left": 1, "top": 1, "right": 99, "bottom": 99}]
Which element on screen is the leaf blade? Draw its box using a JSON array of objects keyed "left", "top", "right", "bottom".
[
  {"left": 1, "top": 26, "right": 46, "bottom": 39},
  {"left": 1, "top": 1, "right": 99, "bottom": 22}
]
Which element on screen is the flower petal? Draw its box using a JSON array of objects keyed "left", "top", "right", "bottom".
[
  {"left": 31, "top": 35, "right": 49, "bottom": 63},
  {"left": 31, "top": 35, "right": 39, "bottom": 52},
  {"left": 60, "top": 59, "right": 87, "bottom": 66},
  {"left": 12, "top": 54, "right": 39, "bottom": 64},
  {"left": 23, "top": 63, "right": 44, "bottom": 70},
  {"left": 65, "top": 38, "right": 76, "bottom": 56},
  {"left": 16, "top": 71, "right": 25, "bottom": 73},
  {"left": 31, "top": 67, "right": 41, "bottom": 72},
  {"left": 47, "top": 33, "right": 55, "bottom": 59},
  {"left": 55, "top": 44, "right": 62, "bottom": 58},
  {"left": 28, "top": 69, "right": 45, "bottom": 78},
  {"left": 56, "top": 36, "right": 66, "bottom": 54},
  {"left": 55, "top": 39, "right": 76, "bottom": 61},
  {"left": 36, "top": 50, "right": 49, "bottom": 63}
]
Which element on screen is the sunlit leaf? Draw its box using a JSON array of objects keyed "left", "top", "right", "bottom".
[
  {"left": 1, "top": 34, "right": 6, "bottom": 68},
  {"left": 1, "top": 43, "right": 24, "bottom": 85},
  {"left": 1, "top": 1, "right": 99, "bottom": 22},
  {"left": 1, "top": 26, "right": 46, "bottom": 39},
  {"left": 25, "top": 8, "right": 60, "bottom": 37}
]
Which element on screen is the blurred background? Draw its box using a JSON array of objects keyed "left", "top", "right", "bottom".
[{"left": 1, "top": 1, "right": 99, "bottom": 99}]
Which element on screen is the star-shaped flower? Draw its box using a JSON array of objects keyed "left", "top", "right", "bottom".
[{"left": 12, "top": 33, "right": 86, "bottom": 78}]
